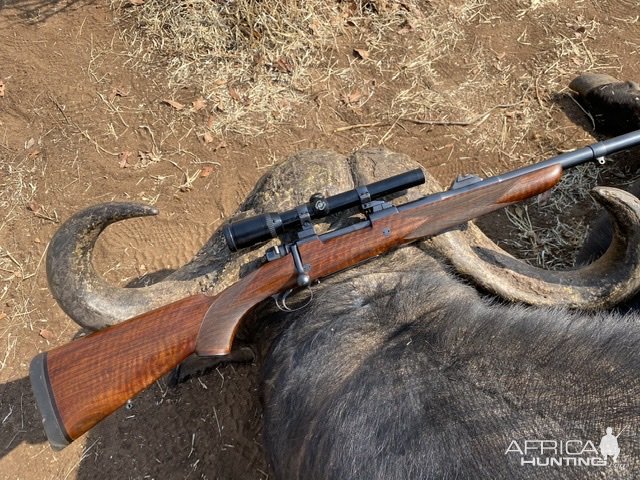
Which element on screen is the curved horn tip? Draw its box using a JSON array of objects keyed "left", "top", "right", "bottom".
[
  {"left": 47, "top": 202, "right": 160, "bottom": 259},
  {"left": 591, "top": 186, "right": 640, "bottom": 210},
  {"left": 46, "top": 202, "right": 162, "bottom": 330},
  {"left": 50, "top": 202, "right": 159, "bottom": 250},
  {"left": 569, "top": 73, "right": 620, "bottom": 95},
  {"left": 85, "top": 202, "right": 159, "bottom": 221},
  {"left": 48, "top": 202, "right": 160, "bottom": 250}
]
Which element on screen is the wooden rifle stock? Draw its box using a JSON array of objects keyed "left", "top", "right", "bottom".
[
  {"left": 30, "top": 294, "right": 214, "bottom": 449},
  {"left": 31, "top": 164, "right": 563, "bottom": 449}
]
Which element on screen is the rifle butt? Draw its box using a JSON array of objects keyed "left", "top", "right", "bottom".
[
  {"left": 30, "top": 294, "right": 215, "bottom": 449},
  {"left": 30, "top": 352, "right": 70, "bottom": 450}
]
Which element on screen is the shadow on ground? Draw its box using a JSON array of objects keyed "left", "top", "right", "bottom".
[
  {"left": 0, "top": 377, "right": 47, "bottom": 460},
  {"left": 0, "top": 0, "right": 95, "bottom": 23},
  {"left": 0, "top": 363, "right": 269, "bottom": 479},
  {"left": 74, "top": 361, "right": 269, "bottom": 480}
]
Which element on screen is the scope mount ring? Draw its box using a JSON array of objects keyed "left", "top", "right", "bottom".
[{"left": 356, "top": 185, "right": 372, "bottom": 205}]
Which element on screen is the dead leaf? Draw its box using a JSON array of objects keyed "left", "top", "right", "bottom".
[
  {"left": 398, "top": 20, "right": 414, "bottom": 35},
  {"left": 343, "top": 89, "right": 363, "bottom": 105},
  {"left": 192, "top": 97, "right": 207, "bottom": 112},
  {"left": 207, "top": 115, "right": 215, "bottom": 129},
  {"left": 275, "top": 58, "right": 293, "bottom": 73},
  {"left": 118, "top": 150, "right": 133, "bottom": 168},
  {"left": 228, "top": 86, "right": 241, "bottom": 102},
  {"left": 128, "top": 0, "right": 145, "bottom": 5},
  {"left": 40, "top": 329, "right": 56, "bottom": 340},
  {"left": 0, "top": 81, "right": 4, "bottom": 98},
  {"left": 161, "top": 99, "right": 185, "bottom": 110},
  {"left": 24, "top": 137, "right": 35, "bottom": 149},
  {"left": 213, "top": 79, "right": 226, "bottom": 86},
  {"left": 200, "top": 165, "right": 215, "bottom": 177},
  {"left": 27, "top": 201, "right": 41, "bottom": 213},
  {"left": 253, "top": 53, "right": 264, "bottom": 68},
  {"left": 138, "top": 150, "right": 160, "bottom": 167},
  {"left": 202, "top": 132, "right": 214, "bottom": 144},
  {"left": 353, "top": 48, "right": 369, "bottom": 60}
]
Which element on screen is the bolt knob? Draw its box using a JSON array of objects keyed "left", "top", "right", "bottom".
[{"left": 297, "top": 273, "right": 311, "bottom": 287}]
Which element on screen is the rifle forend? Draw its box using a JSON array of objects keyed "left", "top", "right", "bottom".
[{"left": 30, "top": 129, "right": 640, "bottom": 450}]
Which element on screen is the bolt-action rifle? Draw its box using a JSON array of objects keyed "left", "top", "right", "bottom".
[{"left": 30, "top": 130, "right": 640, "bottom": 449}]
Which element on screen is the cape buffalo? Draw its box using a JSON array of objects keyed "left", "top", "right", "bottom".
[{"left": 43, "top": 75, "right": 640, "bottom": 478}]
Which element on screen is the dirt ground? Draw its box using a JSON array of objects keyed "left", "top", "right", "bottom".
[{"left": 1, "top": 1, "right": 639, "bottom": 479}]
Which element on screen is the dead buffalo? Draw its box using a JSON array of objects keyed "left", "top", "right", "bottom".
[{"left": 44, "top": 143, "right": 640, "bottom": 478}]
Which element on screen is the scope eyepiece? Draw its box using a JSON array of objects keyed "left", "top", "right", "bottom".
[
  {"left": 222, "top": 168, "right": 425, "bottom": 251},
  {"left": 223, "top": 213, "right": 284, "bottom": 252}
]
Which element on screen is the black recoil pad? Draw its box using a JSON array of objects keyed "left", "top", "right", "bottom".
[{"left": 29, "top": 352, "right": 72, "bottom": 450}]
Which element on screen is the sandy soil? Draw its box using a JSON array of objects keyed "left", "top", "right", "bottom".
[{"left": 1, "top": 1, "right": 639, "bottom": 479}]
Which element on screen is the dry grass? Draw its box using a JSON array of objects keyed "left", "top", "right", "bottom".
[
  {"left": 111, "top": 0, "right": 516, "bottom": 137},
  {"left": 502, "top": 164, "right": 599, "bottom": 269},
  {"left": 0, "top": 155, "right": 38, "bottom": 229},
  {"left": 113, "top": 0, "right": 425, "bottom": 135},
  {"left": 0, "top": 151, "right": 42, "bottom": 288},
  {"left": 110, "top": 0, "right": 616, "bottom": 158},
  {"left": 0, "top": 148, "right": 47, "bottom": 381},
  {"left": 517, "top": 0, "right": 558, "bottom": 17}
]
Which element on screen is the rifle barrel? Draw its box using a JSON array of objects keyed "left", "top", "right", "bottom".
[
  {"left": 399, "top": 129, "right": 640, "bottom": 213},
  {"left": 514, "top": 128, "right": 640, "bottom": 173}
]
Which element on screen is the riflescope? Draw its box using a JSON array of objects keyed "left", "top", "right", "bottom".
[{"left": 223, "top": 168, "right": 425, "bottom": 251}]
